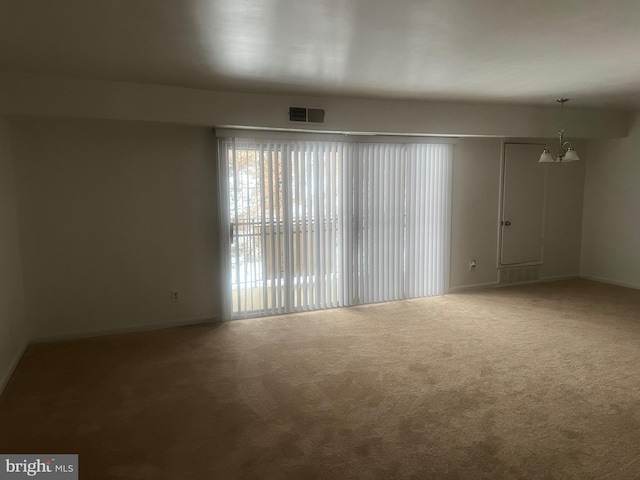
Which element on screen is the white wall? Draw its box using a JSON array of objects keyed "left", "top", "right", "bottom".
[
  {"left": 541, "top": 141, "right": 585, "bottom": 280},
  {"left": 450, "top": 138, "right": 585, "bottom": 291},
  {"left": 0, "top": 117, "right": 28, "bottom": 392},
  {"left": 581, "top": 113, "right": 640, "bottom": 288},
  {"left": 0, "top": 72, "right": 630, "bottom": 139},
  {"left": 0, "top": 72, "right": 598, "bottom": 342},
  {"left": 8, "top": 116, "right": 586, "bottom": 341},
  {"left": 11, "top": 117, "right": 221, "bottom": 339},
  {"left": 450, "top": 138, "right": 502, "bottom": 289}
]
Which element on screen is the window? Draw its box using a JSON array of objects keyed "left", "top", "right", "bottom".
[{"left": 218, "top": 134, "right": 452, "bottom": 319}]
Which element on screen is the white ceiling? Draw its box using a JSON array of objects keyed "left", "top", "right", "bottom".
[{"left": 1, "top": 0, "right": 640, "bottom": 110}]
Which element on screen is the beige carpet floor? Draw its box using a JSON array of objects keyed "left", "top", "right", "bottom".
[{"left": 2, "top": 279, "right": 640, "bottom": 479}]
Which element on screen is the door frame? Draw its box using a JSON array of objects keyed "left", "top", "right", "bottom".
[{"left": 497, "top": 141, "right": 548, "bottom": 268}]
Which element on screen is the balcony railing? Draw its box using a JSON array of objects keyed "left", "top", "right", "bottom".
[{"left": 231, "top": 219, "right": 340, "bottom": 286}]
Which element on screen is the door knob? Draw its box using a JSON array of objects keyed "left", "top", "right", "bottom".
[{"left": 502, "top": 221, "right": 511, "bottom": 226}]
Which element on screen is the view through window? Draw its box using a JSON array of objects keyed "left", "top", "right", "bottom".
[{"left": 219, "top": 137, "right": 451, "bottom": 319}]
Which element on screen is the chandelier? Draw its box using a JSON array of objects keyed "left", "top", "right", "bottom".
[{"left": 538, "top": 98, "right": 580, "bottom": 163}]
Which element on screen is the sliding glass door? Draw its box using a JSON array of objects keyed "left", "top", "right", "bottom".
[
  {"left": 356, "top": 143, "right": 451, "bottom": 304},
  {"left": 218, "top": 135, "right": 451, "bottom": 320}
]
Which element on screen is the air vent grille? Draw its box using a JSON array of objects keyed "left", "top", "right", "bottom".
[
  {"left": 288, "top": 107, "right": 325, "bottom": 124},
  {"left": 307, "top": 108, "right": 325, "bottom": 123},
  {"left": 499, "top": 266, "right": 541, "bottom": 285},
  {"left": 289, "top": 107, "right": 307, "bottom": 122}
]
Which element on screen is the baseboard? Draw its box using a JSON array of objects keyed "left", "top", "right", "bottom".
[
  {"left": 450, "top": 275, "right": 581, "bottom": 294},
  {"left": 496, "top": 279, "right": 541, "bottom": 288},
  {"left": 448, "top": 281, "right": 499, "bottom": 294},
  {"left": 579, "top": 274, "right": 640, "bottom": 290},
  {"left": 0, "top": 340, "right": 28, "bottom": 397},
  {"left": 31, "top": 315, "right": 222, "bottom": 344},
  {"left": 540, "top": 274, "right": 580, "bottom": 282},
  {"left": 2, "top": 316, "right": 223, "bottom": 392}
]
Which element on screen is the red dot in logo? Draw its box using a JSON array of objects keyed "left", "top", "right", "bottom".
[{"left": 46, "top": 461, "right": 52, "bottom": 465}]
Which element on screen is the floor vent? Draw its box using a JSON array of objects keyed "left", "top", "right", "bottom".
[{"left": 499, "top": 265, "right": 541, "bottom": 285}]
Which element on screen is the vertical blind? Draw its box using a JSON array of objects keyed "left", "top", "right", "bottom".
[{"left": 219, "top": 136, "right": 452, "bottom": 320}]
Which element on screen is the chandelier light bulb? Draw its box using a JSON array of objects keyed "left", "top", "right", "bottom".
[
  {"left": 563, "top": 147, "right": 580, "bottom": 162},
  {"left": 538, "top": 148, "right": 556, "bottom": 163}
]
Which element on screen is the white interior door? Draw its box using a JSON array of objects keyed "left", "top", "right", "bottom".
[{"left": 500, "top": 143, "right": 546, "bottom": 266}]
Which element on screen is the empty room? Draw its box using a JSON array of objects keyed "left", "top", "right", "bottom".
[{"left": 1, "top": 1, "right": 640, "bottom": 478}]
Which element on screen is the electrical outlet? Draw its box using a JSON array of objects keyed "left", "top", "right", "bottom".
[
  {"left": 469, "top": 260, "right": 477, "bottom": 271},
  {"left": 171, "top": 291, "right": 179, "bottom": 303}
]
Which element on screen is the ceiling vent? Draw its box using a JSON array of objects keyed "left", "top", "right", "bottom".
[{"left": 288, "top": 107, "right": 325, "bottom": 124}]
